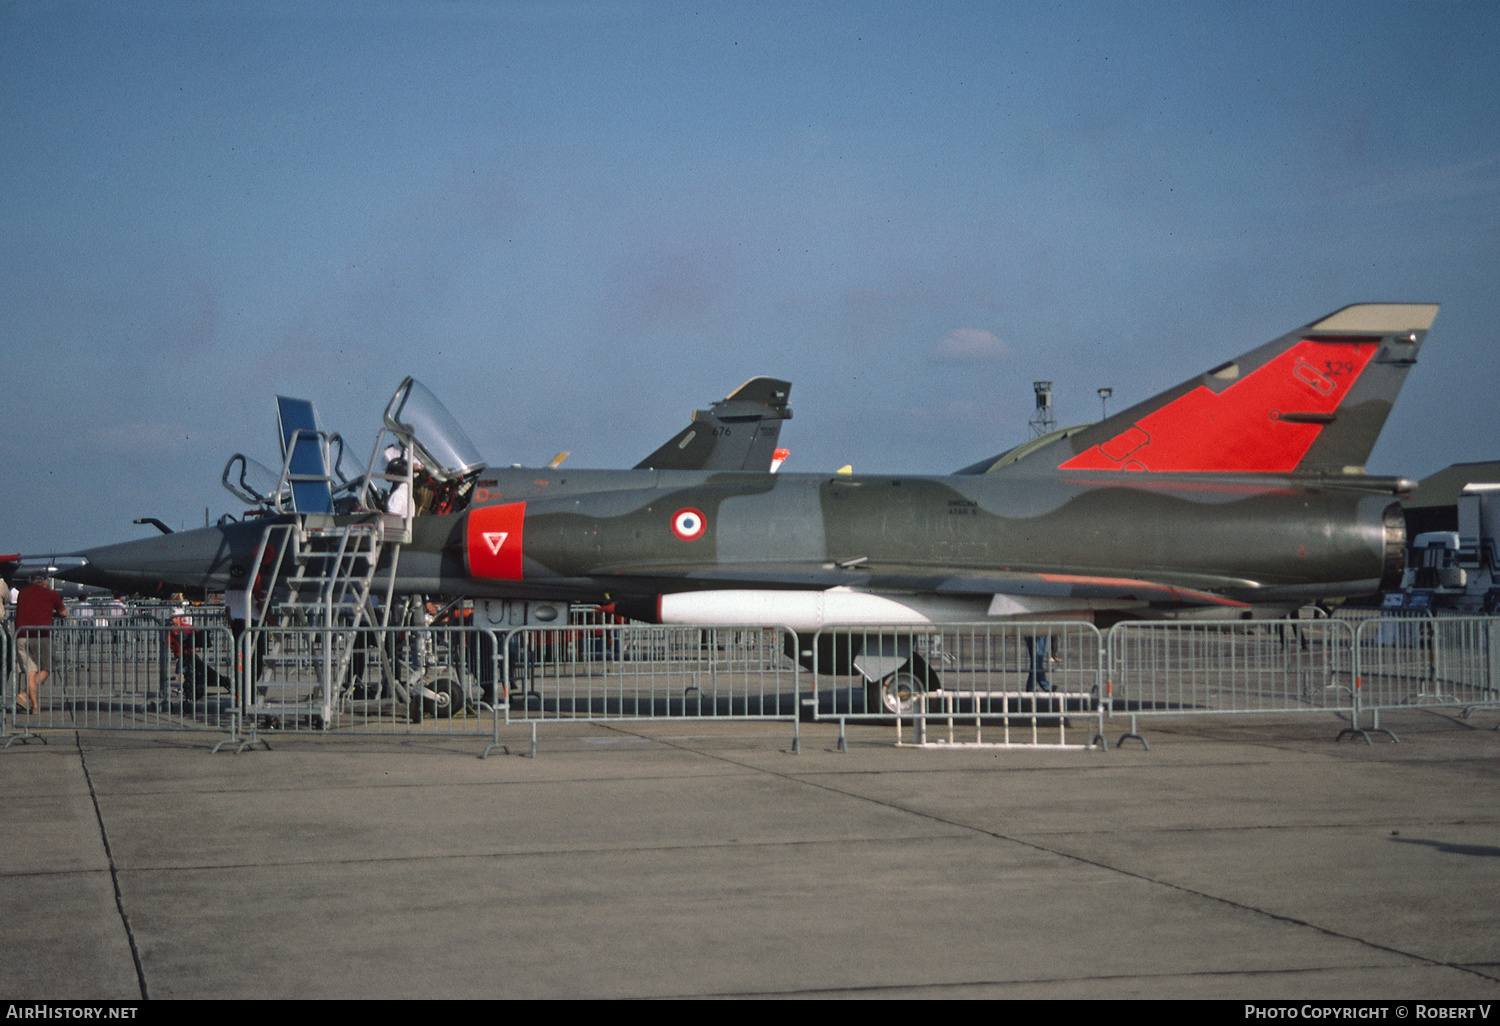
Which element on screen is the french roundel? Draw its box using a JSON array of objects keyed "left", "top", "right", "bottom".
[{"left": 671, "top": 507, "right": 706, "bottom": 541}]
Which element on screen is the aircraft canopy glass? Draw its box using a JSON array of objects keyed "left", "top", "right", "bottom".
[{"left": 383, "top": 378, "right": 487, "bottom": 480}]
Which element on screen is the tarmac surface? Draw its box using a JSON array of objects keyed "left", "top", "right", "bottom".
[{"left": 3, "top": 709, "right": 1499, "bottom": 1000}]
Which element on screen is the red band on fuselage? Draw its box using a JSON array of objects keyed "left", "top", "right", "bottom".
[{"left": 467, "top": 502, "right": 526, "bottom": 580}]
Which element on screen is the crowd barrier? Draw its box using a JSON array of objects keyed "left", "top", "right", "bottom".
[
  {"left": 804, "top": 622, "right": 1106, "bottom": 749},
  {"left": 1353, "top": 615, "right": 1500, "bottom": 738},
  {"left": 5, "top": 611, "right": 1500, "bottom": 752},
  {"left": 1106, "top": 618, "right": 1359, "bottom": 746},
  {"left": 239, "top": 623, "right": 504, "bottom": 741},
  {"left": 502, "top": 623, "right": 800, "bottom": 724},
  {"left": 5, "top": 622, "right": 238, "bottom": 743},
  {"left": 2, "top": 619, "right": 803, "bottom": 753}
]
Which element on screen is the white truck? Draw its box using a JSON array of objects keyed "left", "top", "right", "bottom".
[{"left": 1403, "top": 484, "right": 1500, "bottom": 612}]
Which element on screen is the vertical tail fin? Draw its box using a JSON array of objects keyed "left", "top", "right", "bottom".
[
  {"left": 1040, "top": 304, "right": 1438, "bottom": 476},
  {"left": 635, "top": 377, "right": 794, "bottom": 472}
]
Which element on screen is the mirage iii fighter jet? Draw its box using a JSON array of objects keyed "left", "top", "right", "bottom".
[{"left": 58, "top": 304, "right": 1436, "bottom": 640}]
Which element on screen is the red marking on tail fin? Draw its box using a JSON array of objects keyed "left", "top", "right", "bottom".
[{"left": 1060, "top": 339, "right": 1378, "bottom": 473}]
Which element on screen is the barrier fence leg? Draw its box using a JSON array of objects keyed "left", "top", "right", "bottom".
[
  {"left": 1336, "top": 673, "right": 1396, "bottom": 745},
  {"left": 481, "top": 719, "right": 533, "bottom": 760},
  {"left": 1115, "top": 712, "right": 1149, "bottom": 751},
  {"left": 210, "top": 631, "right": 269, "bottom": 754},
  {"left": 1335, "top": 674, "right": 1370, "bottom": 744},
  {"left": 5, "top": 642, "right": 46, "bottom": 748},
  {"left": 1367, "top": 705, "right": 1398, "bottom": 744}
]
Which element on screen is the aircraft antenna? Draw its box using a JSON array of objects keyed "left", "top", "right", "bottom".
[{"left": 1029, "top": 381, "right": 1056, "bottom": 438}]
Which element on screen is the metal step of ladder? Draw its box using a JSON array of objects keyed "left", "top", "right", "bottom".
[{"left": 281, "top": 515, "right": 383, "bottom": 623}]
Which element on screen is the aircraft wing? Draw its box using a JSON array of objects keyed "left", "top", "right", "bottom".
[
  {"left": 593, "top": 561, "right": 1253, "bottom": 609},
  {"left": 929, "top": 569, "right": 1250, "bottom": 607}
]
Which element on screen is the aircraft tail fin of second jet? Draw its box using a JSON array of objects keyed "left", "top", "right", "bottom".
[
  {"left": 635, "top": 376, "right": 793, "bottom": 472},
  {"left": 973, "top": 303, "right": 1438, "bottom": 478}
]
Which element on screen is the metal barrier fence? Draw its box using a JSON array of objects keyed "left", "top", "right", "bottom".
[
  {"left": 1354, "top": 616, "right": 1500, "bottom": 735},
  {"left": 1331, "top": 606, "right": 1434, "bottom": 624},
  {"left": 1105, "top": 619, "right": 1358, "bottom": 745},
  {"left": 0, "top": 620, "right": 502, "bottom": 746},
  {"left": 1, "top": 626, "right": 11, "bottom": 738},
  {"left": 503, "top": 623, "right": 801, "bottom": 723},
  {"left": 5, "top": 622, "right": 238, "bottom": 742},
  {"left": 2, "top": 620, "right": 803, "bottom": 750},
  {"left": 7, "top": 615, "right": 1500, "bottom": 752},
  {"left": 805, "top": 622, "right": 1105, "bottom": 748},
  {"left": 237, "top": 623, "right": 503, "bottom": 741}
]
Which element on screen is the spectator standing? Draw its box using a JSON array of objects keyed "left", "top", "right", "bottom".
[{"left": 15, "top": 573, "right": 67, "bottom": 713}]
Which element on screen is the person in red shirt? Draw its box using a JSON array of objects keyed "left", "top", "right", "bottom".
[{"left": 15, "top": 573, "right": 67, "bottom": 713}]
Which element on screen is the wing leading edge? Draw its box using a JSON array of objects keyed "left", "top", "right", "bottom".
[{"left": 596, "top": 561, "right": 1253, "bottom": 628}]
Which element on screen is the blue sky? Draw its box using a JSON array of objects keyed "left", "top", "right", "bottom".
[{"left": 4, "top": 1, "right": 1498, "bottom": 552}]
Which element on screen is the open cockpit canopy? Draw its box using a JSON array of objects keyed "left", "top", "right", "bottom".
[
  {"left": 382, "top": 377, "right": 487, "bottom": 481},
  {"left": 362, "top": 377, "right": 488, "bottom": 518}
]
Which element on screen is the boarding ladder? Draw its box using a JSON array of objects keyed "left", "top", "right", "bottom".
[
  {"left": 239, "top": 512, "right": 405, "bottom": 729},
  {"left": 234, "top": 414, "right": 410, "bottom": 730}
]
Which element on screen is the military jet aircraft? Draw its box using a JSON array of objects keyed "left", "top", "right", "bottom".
[{"left": 56, "top": 304, "right": 1435, "bottom": 644}]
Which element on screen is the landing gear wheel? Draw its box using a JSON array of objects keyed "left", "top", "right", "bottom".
[
  {"left": 868, "top": 669, "right": 925, "bottom": 715},
  {"left": 422, "top": 676, "right": 466, "bottom": 719}
]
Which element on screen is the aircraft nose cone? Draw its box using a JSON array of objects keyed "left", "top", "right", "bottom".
[
  {"left": 54, "top": 525, "right": 244, "bottom": 596},
  {"left": 51, "top": 555, "right": 113, "bottom": 590},
  {"left": 56, "top": 537, "right": 177, "bottom": 593}
]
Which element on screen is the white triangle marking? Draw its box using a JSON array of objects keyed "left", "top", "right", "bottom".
[{"left": 484, "top": 532, "right": 508, "bottom": 555}]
